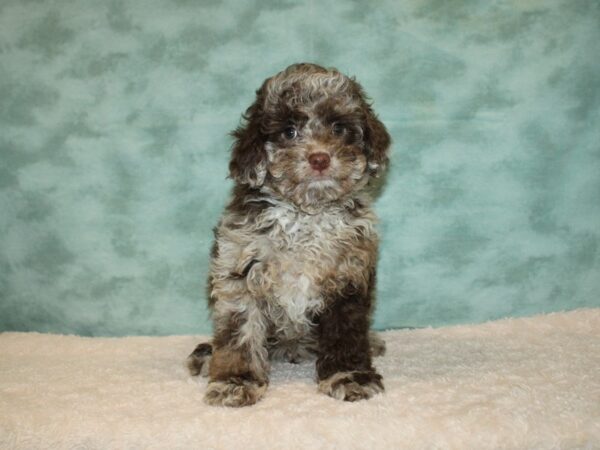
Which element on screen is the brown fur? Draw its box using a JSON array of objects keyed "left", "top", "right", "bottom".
[{"left": 187, "top": 63, "right": 391, "bottom": 406}]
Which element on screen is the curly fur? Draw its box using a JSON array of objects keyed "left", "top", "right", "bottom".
[{"left": 188, "top": 63, "right": 391, "bottom": 407}]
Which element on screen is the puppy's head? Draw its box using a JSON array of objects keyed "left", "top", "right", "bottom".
[{"left": 229, "top": 63, "right": 390, "bottom": 207}]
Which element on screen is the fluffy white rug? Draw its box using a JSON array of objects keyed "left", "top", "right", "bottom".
[{"left": 1, "top": 309, "right": 599, "bottom": 449}]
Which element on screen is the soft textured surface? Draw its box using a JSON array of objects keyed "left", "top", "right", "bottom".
[
  {"left": 1, "top": 0, "right": 600, "bottom": 336},
  {"left": 1, "top": 309, "right": 599, "bottom": 449}
]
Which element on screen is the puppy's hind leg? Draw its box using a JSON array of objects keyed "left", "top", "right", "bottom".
[{"left": 187, "top": 342, "right": 213, "bottom": 377}]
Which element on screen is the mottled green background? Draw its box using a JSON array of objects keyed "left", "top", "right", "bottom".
[{"left": 1, "top": 0, "right": 599, "bottom": 336}]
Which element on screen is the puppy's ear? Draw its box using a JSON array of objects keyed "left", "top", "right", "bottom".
[
  {"left": 364, "top": 106, "right": 391, "bottom": 177},
  {"left": 228, "top": 90, "right": 268, "bottom": 187}
]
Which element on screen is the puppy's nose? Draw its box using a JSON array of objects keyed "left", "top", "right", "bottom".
[{"left": 308, "top": 152, "right": 330, "bottom": 171}]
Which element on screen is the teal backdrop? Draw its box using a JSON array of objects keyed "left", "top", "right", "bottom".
[{"left": 1, "top": 0, "right": 599, "bottom": 336}]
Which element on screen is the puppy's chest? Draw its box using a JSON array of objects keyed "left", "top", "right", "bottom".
[
  {"left": 263, "top": 207, "right": 346, "bottom": 273},
  {"left": 255, "top": 208, "right": 350, "bottom": 326},
  {"left": 247, "top": 208, "right": 348, "bottom": 306}
]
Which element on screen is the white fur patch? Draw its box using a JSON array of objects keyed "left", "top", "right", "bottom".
[{"left": 251, "top": 204, "right": 347, "bottom": 338}]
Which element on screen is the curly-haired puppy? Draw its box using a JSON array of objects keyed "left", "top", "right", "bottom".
[{"left": 187, "top": 63, "right": 391, "bottom": 407}]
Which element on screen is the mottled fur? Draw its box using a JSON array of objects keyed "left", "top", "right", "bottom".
[{"left": 188, "top": 63, "right": 391, "bottom": 406}]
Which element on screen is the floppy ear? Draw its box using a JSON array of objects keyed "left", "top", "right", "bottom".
[
  {"left": 363, "top": 106, "right": 391, "bottom": 177},
  {"left": 228, "top": 90, "right": 268, "bottom": 187}
]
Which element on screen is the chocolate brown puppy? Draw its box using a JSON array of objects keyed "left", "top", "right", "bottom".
[{"left": 188, "top": 63, "right": 391, "bottom": 407}]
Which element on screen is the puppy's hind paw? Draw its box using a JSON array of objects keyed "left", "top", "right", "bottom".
[
  {"left": 369, "top": 331, "right": 386, "bottom": 357},
  {"left": 204, "top": 378, "right": 267, "bottom": 407},
  {"left": 318, "top": 371, "right": 384, "bottom": 402},
  {"left": 186, "top": 342, "right": 212, "bottom": 377}
]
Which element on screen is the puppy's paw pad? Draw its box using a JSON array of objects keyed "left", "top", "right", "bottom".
[
  {"left": 204, "top": 379, "right": 267, "bottom": 407},
  {"left": 319, "top": 371, "right": 384, "bottom": 402}
]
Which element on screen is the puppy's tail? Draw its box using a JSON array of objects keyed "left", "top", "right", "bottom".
[{"left": 186, "top": 342, "right": 213, "bottom": 377}]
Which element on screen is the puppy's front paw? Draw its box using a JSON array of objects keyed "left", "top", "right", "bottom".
[
  {"left": 318, "top": 371, "right": 384, "bottom": 402},
  {"left": 204, "top": 378, "right": 267, "bottom": 407}
]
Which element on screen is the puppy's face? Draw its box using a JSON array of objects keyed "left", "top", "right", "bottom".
[
  {"left": 229, "top": 63, "right": 390, "bottom": 208},
  {"left": 264, "top": 95, "right": 372, "bottom": 206}
]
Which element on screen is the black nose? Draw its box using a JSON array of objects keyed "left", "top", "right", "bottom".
[{"left": 308, "top": 152, "right": 330, "bottom": 171}]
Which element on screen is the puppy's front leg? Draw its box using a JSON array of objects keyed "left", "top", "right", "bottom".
[
  {"left": 316, "top": 284, "right": 384, "bottom": 401},
  {"left": 204, "top": 300, "right": 269, "bottom": 407}
]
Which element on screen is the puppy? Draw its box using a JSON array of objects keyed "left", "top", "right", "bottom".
[{"left": 187, "top": 63, "right": 391, "bottom": 407}]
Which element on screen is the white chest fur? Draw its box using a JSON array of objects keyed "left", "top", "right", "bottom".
[{"left": 246, "top": 205, "right": 350, "bottom": 333}]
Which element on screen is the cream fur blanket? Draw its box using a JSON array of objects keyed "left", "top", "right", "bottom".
[{"left": 1, "top": 309, "right": 599, "bottom": 449}]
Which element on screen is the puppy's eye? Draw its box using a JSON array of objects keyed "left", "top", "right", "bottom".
[
  {"left": 332, "top": 122, "right": 346, "bottom": 136},
  {"left": 283, "top": 126, "right": 298, "bottom": 140}
]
